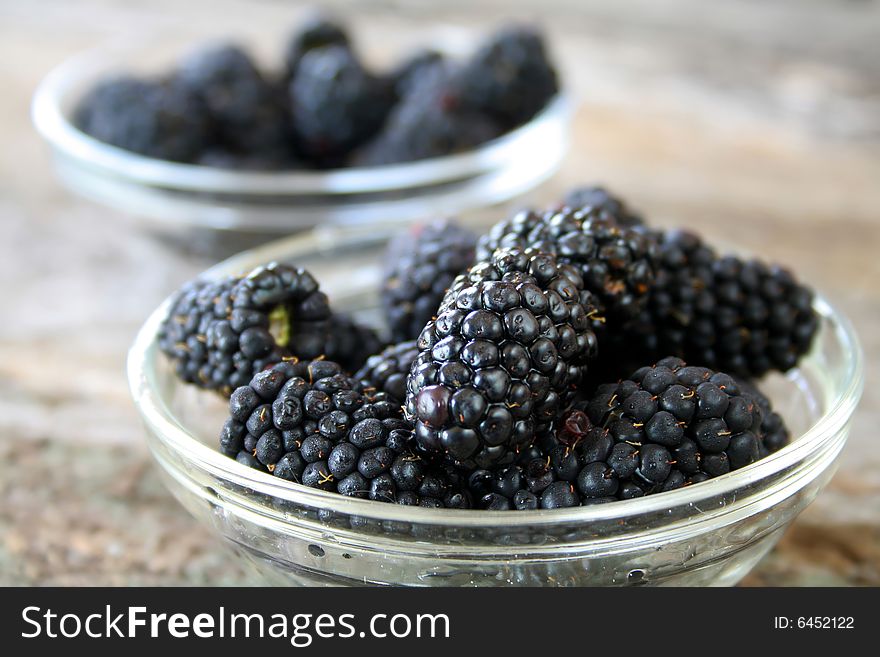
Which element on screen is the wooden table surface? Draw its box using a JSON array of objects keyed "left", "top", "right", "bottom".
[{"left": 1, "top": 0, "right": 878, "bottom": 585}]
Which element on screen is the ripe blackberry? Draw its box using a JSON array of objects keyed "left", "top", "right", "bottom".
[
  {"left": 158, "top": 263, "right": 332, "bottom": 394},
  {"left": 289, "top": 45, "right": 393, "bottom": 166},
  {"left": 176, "top": 44, "right": 290, "bottom": 157},
  {"left": 579, "top": 356, "right": 787, "bottom": 499},
  {"left": 625, "top": 230, "right": 819, "bottom": 377},
  {"left": 477, "top": 206, "right": 656, "bottom": 323},
  {"left": 465, "top": 406, "right": 617, "bottom": 510},
  {"left": 284, "top": 13, "right": 350, "bottom": 79},
  {"left": 405, "top": 248, "right": 600, "bottom": 468},
  {"left": 562, "top": 186, "right": 645, "bottom": 228},
  {"left": 352, "top": 64, "right": 501, "bottom": 166},
  {"left": 223, "top": 359, "right": 471, "bottom": 507},
  {"left": 466, "top": 457, "right": 562, "bottom": 510},
  {"left": 457, "top": 25, "right": 558, "bottom": 128},
  {"left": 74, "top": 76, "right": 210, "bottom": 163},
  {"left": 355, "top": 341, "right": 419, "bottom": 406},
  {"left": 381, "top": 219, "right": 477, "bottom": 343}
]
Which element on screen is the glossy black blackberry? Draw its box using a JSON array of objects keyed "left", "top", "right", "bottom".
[
  {"left": 578, "top": 356, "right": 786, "bottom": 499},
  {"left": 289, "top": 45, "right": 393, "bottom": 166},
  {"left": 284, "top": 13, "right": 350, "bottom": 79},
  {"left": 457, "top": 25, "right": 558, "bottom": 128},
  {"left": 355, "top": 341, "right": 420, "bottom": 406},
  {"left": 466, "top": 456, "right": 564, "bottom": 510},
  {"left": 158, "top": 262, "right": 332, "bottom": 394},
  {"left": 625, "top": 230, "right": 819, "bottom": 377},
  {"left": 405, "top": 248, "right": 600, "bottom": 468},
  {"left": 74, "top": 76, "right": 210, "bottom": 163},
  {"left": 388, "top": 49, "right": 444, "bottom": 98},
  {"left": 465, "top": 404, "right": 639, "bottom": 510},
  {"left": 176, "top": 44, "right": 290, "bottom": 157},
  {"left": 562, "top": 186, "right": 645, "bottom": 228},
  {"left": 352, "top": 64, "right": 501, "bottom": 166},
  {"left": 223, "top": 359, "right": 470, "bottom": 506},
  {"left": 477, "top": 206, "right": 656, "bottom": 323},
  {"left": 381, "top": 219, "right": 477, "bottom": 343}
]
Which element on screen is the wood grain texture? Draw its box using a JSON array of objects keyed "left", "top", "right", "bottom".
[{"left": 1, "top": 0, "right": 878, "bottom": 585}]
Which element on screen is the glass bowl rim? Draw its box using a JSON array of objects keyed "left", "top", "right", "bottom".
[
  {"left": 127, "top": 231, "right": 864, "bottom": 528},
  {"left": 31, "top": 39, "right": 572, "bottom": 196}
]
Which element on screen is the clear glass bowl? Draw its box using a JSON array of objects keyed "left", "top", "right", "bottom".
[
  {"left": 127, "top": 228, "right": 864, "bottom": 586},
  {"left": 32, "top": 35, "right": 571, "bottom": 234}
]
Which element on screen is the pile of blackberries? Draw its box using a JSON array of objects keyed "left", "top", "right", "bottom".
[
  {"left": 74, "top": 15, "right": 558, "bottom": 170},
  {"left": 158, "top": 185, "right": 819, "bottom": 510}
]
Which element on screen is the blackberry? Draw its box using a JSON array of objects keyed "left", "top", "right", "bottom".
[
  {"left": 158, "top": 262, "right": 332, "bottom": 394},
  {"left": 477, "top": 205, "right": 656, "bottom": 323},
  {"left": 74, "top": 76, "right": 210, "bottom": 163},
  {"left": 735, "top": 377, "right": 791, "bottom": 454},
  {"left": 562, "top": 186, "right": 645, "bottom": 228},
  {"left": 625, "top": 230, "right": 818, "bottom": 377},
  {"left": 388, "top": 49, "right": 444, "bottom": 98},
  {"left": 316, "top": 314, "right": 384, "bottom": 375},
  {"left": 579, "top": 356, "right": 787, "bottom": 499},
  {"left": 464, "top": 407, "right": 610, "bottom": 510},
  {"left": 176, "top": 44, "right": 290, "bottom": 157},
  {"left": 405, "top": 248, "right": 600, "bottom": 467},
  {"left": 289, "top": 45, "right": 393, "bottom": 166},
  {"left": 381, "top": 219, "right": 477, "bottom": 343},
  {"left": 284, "top": 13, "right": 350, "bottom": 79},
  {"left": 352, "top": 64, "right": 501, "bottom": 166},
  {"left": 355, "top": 340, "right": 420, "bottom": 406},
  {"left": 224, "top": 358, "right": 388, "bottom": 465},
  {"left": 457, "top": 26, "right": 558, "bottom": 128},
  {"left": 466, "top": 456, "right": 564, "bottom": 510},
  {"left": 223, "top": 359, "right": 470, "bottom": 506}
]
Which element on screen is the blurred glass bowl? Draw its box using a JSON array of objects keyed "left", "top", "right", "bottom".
[
  {"left": 128, "top": 227, "right": 863, "bottom": 586},
  {"left": 32, "top": 36, "right": 572, "bottom": 235}
]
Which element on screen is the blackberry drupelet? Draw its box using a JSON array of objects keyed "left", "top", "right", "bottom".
[
  {"left": 284, "top": 13, "right": 350, "bottom": 79},
  {"left": 74, "top": 76, "right": 210, "bottom": 163},
  {"left": 176, "top": 44, "right": 290, "bottom": 157},
  {"left": 457, "top": 25, "right": 558, "bottom": 129},
  {"left": 626, "top": 230, "right": 818, "bottom": 377},
  {"left": 289, "top": 45, "right": 393, "bottom": 166},
  {"left": 477, "top": 205, "right": 656, "bottom": 323},
  {"left": 352, "top": 64, "right": 501, "bottom": 166},
  {"left": 355, "top": 340, "right": 420, "bottom": 406},
  {"left": 222, "top": 359, "right": 471, "bottom": 507},
  {"left": 575, "top": 356, "right": 788, "bottom": 501},
  {"left": 405, "top": 248, "right": 600, "bottom": 468},
  {"left": 158, "top": 262, "right": 332, "bottom": 394},
  {"left": 381, "top": 219, "right": 477, "bottom": 343}
]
